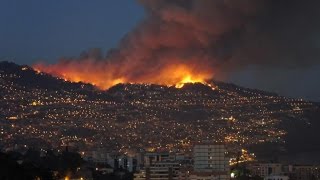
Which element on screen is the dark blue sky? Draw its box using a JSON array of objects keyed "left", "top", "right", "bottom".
[
  {"left": 0, "top": 0, "right": 144, "bottom": 64},
  {"left": 0, "top": 1, "right": 319, "bottom": 101}
]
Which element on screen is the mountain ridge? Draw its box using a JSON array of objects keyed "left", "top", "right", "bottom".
[{"left": 0, "top": 61, "right": 286, "bottom": 98}]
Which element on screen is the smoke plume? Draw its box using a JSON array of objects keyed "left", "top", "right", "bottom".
[{"left": 34, "top": 0, "right": 320, "bottom": 89}]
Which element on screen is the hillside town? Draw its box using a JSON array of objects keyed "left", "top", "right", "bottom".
[
  {"left": 1, "top": 62, "right": 318, "bottom": 158},
  {"left": 1, "top": 141, "right": 320, "bottom": 180}
]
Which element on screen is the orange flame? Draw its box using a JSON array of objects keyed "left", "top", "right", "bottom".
[{"left": 33, "top": 62, "right": 212, "bottom": 90}]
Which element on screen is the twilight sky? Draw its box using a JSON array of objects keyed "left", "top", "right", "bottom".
[
  {"left": 0, "top": 0, "right": 144, "bottom": 63},
  {"left": 0, "top": 0, "right": 319, "bottom": 101}
]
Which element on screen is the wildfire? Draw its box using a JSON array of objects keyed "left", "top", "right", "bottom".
[
  {"left": 33, "top": 62, "right": 212, "bottom": 90},
  {"left": 175, "top": 75, "right": 205, "bottom": 88},
  {"left": 31, "top": 0, "right": 224, "bottom": 90},
  {"left": 28, "top": 0, "right": 266, "bottom": 92}
]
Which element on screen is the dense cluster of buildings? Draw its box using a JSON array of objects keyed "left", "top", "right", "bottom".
[
  {"left": 2, "top": 140, "right": 320, "bottom": 180},
  {"left": 0, "top": 63, "right": 318, "bottom": 157},
  {"left": 79, "top": 143, "right": 320, "bottom": 180},
  {"left": 83, "top": 142, "right": 231, "bottom": 180},
  {"left": 1, "top": 62, "right": 320, "bottom": 179}
]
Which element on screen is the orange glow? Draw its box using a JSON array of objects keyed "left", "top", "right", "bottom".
[
  {"left": 33, "top": 62, "right": 213, "bottom": 90},
  {"left": 175, "top": 75, "right": 205, "bottom": 88}
]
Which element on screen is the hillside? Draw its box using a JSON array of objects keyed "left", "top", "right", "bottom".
[{"left": 0, "top": 61, "right": 319, "bottom": 162}]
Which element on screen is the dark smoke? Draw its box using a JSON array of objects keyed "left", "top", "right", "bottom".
[
  {"left": 35, "top": 0, "right": 320, "bottom": 95},
  {"left": 110, "top": 0, "right": 320, "bottom": 74},
  {"left": 129, "top": 0, "right": 320, "bottom": 70}
]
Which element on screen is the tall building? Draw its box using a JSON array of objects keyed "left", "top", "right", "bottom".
[
  {"left": 193, "top": 143, "right": 229, "bottom": 172},
  {"left": 191, "top": 143, "right": 230, "bottom": 180}
]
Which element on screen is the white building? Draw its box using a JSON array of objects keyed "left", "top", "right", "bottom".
[
  {"left": 193, "top": 143, "right": 229, "bottom": 172},
  {"left": 191, "top": 143, "right": 230, "bottom": 180}
]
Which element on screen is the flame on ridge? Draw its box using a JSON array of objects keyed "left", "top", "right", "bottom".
[{"left": 33, "top": 62, "right": 212, "bottom": 90}]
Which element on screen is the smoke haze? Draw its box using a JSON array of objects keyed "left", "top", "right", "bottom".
[{"left": 34, "top": 0, "right": 320, "bottom": 97}]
